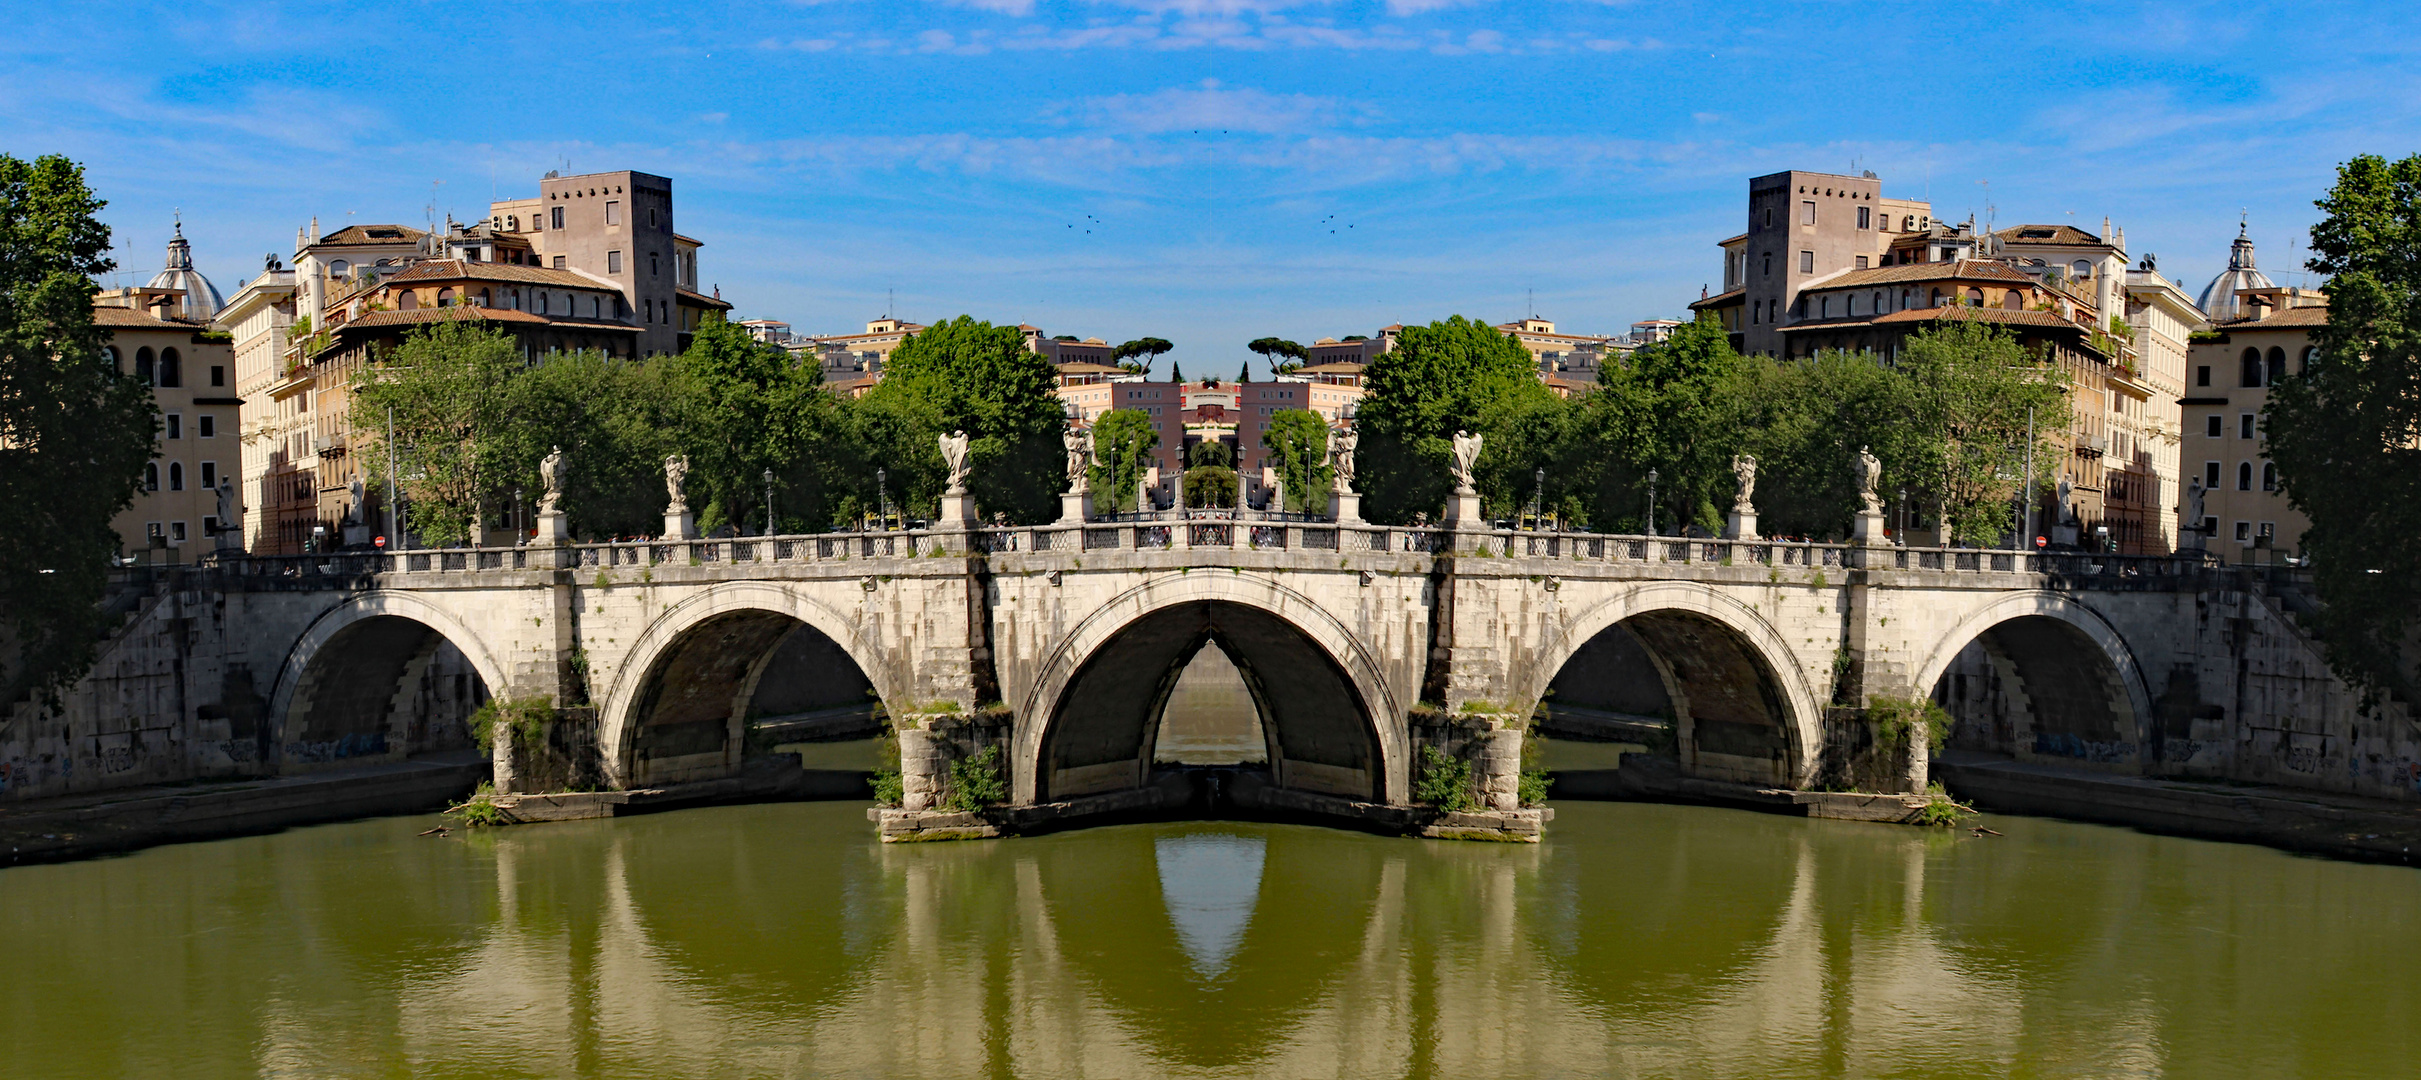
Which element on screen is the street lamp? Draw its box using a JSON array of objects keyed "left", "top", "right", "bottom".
[
  {"left": 763, "top": 469, "right": 774, "bottom": 536},
  {"left": 514, "top": 487, "right": 524, "bottom": 543},
  {"left": 876, "top": 467, "right": 889, "bottom": 532},
  {"left": 1646, "top": 468, "right": 1659, "bottom": 537},
  {"left": 1532, "top": 467, "right": 1545, "bottom": 530},
  {"left": 1897, "top": 485, "right": 1908, "bottom": 544}
]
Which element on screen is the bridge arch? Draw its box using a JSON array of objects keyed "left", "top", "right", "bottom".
[
  {"left": 1013, "top": 574, "right": 1406, "bottom": 806},
  {"left": 1913, "top": 591, "right": 2152, "bottom": 765},
  {"left": 1520, "top": 582, "right": 1823, "bottom": 787},
  {"left": 269, "top": 591, "right": 511, "bottom": 770},
  {"left": 598, "top": 581, "right": 901, "bottom": 788}
]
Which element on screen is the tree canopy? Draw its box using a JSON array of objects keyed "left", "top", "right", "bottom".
[
  {"left": 1259, "top": 409, "right": 1330, "bottom": 512},
  {"left": 1086, "top": 408, "right": 1160, "bottom": 513},
  {"left": 860, "top": 315, "right": 1066, "bottom": 524},
  {"left": 1355, "top": 316, "right": 1562, "bottom": 523},
  {"left": 0, "top": 154, "right": 157, "bottom": 702},
  {"left": 2267, "top": 152, "right": 2421, "bottom": 700}
]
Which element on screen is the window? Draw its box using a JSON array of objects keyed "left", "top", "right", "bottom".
[
  {"left": 169, "top": 461, "right": 185, "bottom": 491},
  {"left": 2261, "top": 463, "right": 2278, "bottom": 491},
  {"left": 203, "top": 515, "right": 219, "bottom": 537},
  {"left": 1801, "top": 200, "right": 1816, "bottom": 225},
  {"left": 2237, "top": 462, "right": 2253, "bottom": 491},
  {"left": 144, "top": 463, "right": 159, "bottom": 491},
  {"left": 329, "top": 259, "right": 349, "bottom": 278},
  {"left": 1763, "top": 207, "right": 1773, "bottom": 229},
  {"left": 2266, "top": 347, "right": 2286, "bottom": 385},
  {"left": 159, "top": 348, "right": 181, "bottom": 387},
  {"left": 650, "top": 253, "right": 660, "bottom": 279},
  {"left": 1762, "top": 253, "right": 1772, "bottom": 278},
  {"left": 552, "top": 255, "right": 566, "bottom": 269},
  {"left": 551, "top": 206, "right": 565, "bottom": 230},
  {"left": 2240, "top": 347, "right": 2263, "bottom": 387},
  {"left": 199, "top": 414, "right": 215, "bottom": 438},
  {"left": 606, "top": 201, "right": 621, "bottom": 225},
  {"left": 2205, "top": 461, "right": 2221, "bottom": 488},
  {"left": 2197, "top": 365, "right": 2211, "bottom": 387},
  {"left": 1799, "top": 250, "right": 1813, "bottom": 273},
  {"left": 2072, "top": 259, "right": 2093, "bottom": 279},
  {"left": 649, "top": 207, "right": 660, "bottom": 228},
  {"left": 170, "top": 521, "right": 187, "bottom": 543},
  {"left": 2234, "top": 521, "right": 2251, "bottom": 543},
  {"left": 2206, "top": 414, "right": 2223, "bottom": 437},
  {"left": 1857, "top": 205, "right": 1871, "bottom": 229},
  {"left": 1750, "top": 301, "right": 1760, "bottom": 325},
  {"left": 607, "top": 250, "right": 623, "bottom": 274},
  {"left": 200, "top": 462, "right": 216, "bottom": 489},
  {"left": 1855, "top": 255, "right": 1870, "bottom": 270},
  {"left": 146, "top": 522, "right": 163, "bottom": 544},
  {"left": 1875, "top": 291, "right": 1886, "bottom": 313},
  {"left": 210, "top": 365, "right": 225, "bottom": 387},
  {"left": 2301, "top": 345, "right": 2319, "bottom": 374},
  {"left": 1820, "top": 296, "right": 1832, "bottom": 317},
  {"left": 136, "top": 347, "right": 154, "bottom": 384},
  {"left": 2258, "top": 521, "right": 2276, "bottom": 543},
  {"left": 166, "top": 413, "right": 182, "bottom": 440},
  {"left": 436, "top": 287, "right": 454, "bottom": 306},
  {"left": 2240, "top": 413, "right": 2256, "bottom": 439},
  {"left": 1966, "top": 288, "right": 1984, "bottom": 306}
]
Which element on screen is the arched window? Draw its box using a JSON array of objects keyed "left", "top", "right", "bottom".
[
  {"left": 2265, "top": 346, "right": 2286, "bottom": 386},
  {"left": 134, "top": 347, "right": 154, "bottom": 384},
  {"left": 2237, "top": 462, "right": 2254, "bottom": 491},
  {"left": 1930, "top": 288, "right": 1943, "bottom": 307},
  {"left": 2003, "top": 290, "right": 2023, "bottom": 310},
  {"left": 400, "top": 290, "right": 422, "bottom": 311},
  {"left": 144, "top": 463, "right": 159, "bottom": 491},
  {"left": 2239, "top": 347, "right": 2263, "bottom": 387},
  {"left": 168, "top": 462, "right": 184, "bottom": 491},
  {"left": 329, "top": 259, "right": 349, "bottom": 278},
  {"left": 436, "top": 287, "right": 455, "bottom": 306},
  {"left": 476, "top": 289, "right": 490, "bottom": 307},
  {"left": 159, "top": 348, "right": 182, "bottom": 388},
  {"left": 1965, "top": 288, "right": 1984, "bottom": 306},
  {"left": 1820, "top": 295, "right": 1832, "bottom": 317},
  {"left": 103, "top": 345, "right": 120, "bottom": 372},
  {"left": 2071, "top": 259, "right": 2093, "bottom": 279},
  {"left": 2262, "top": 463, "right": 2278, "bottom": 491},
  {"left": 538, "top": 292, "right": 549, "bottom": 315},
  {"left": 1874, "top": 291, "right": 1886, "bottom": 313},
  {"left": 2301, "top": 345, "right": 2319, "bottom": 373}
]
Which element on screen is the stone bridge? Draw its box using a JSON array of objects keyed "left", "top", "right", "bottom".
[{"left": 172, "top": 517, "right": 2269, "bottom": 838}]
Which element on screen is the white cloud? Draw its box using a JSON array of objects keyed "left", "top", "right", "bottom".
[{"left": 1068, "top": 81, "right": 1371, "bottom": 134}]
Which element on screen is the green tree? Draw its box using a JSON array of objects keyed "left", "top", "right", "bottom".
[
  {"left": 501, "top": 350, "right": 694, "bottom": 539},
  {"left": 1086, "top": 408, "right": 1160, "bottom": 513},
  {"left": 667, "top": 314, "right": 836, "bottom": 534},
  {"left": 1237, "top": 361, "right": 1250, "bottom": 384},
  {"left": 1183, "top": 465, "right": 1238, "bottom": 508},
  {"left": 1187, "top": 439, "right": 1234, "bottom": 469},
  {"left": 1259, "top": 409, "right": 1331, "bottom": 512},
  {"left": 1729, "top": 349, "right": 1907, "bottom": 539},
  {"left": 858, "top": 315, "right": 1065, "bottom": 524},
  {"left": 350, "top": 318, "right": 524, "bottom": 546},
  {"left": 1171, "top": 360, "right": 1185, "bottom": 383},
  {"left": 1357, "top": 316, "right": 1566, "bottom": 524},
  {"left": 0, "top": 154, "right": 157, "bottom": 702},
  {"left": 1569, "top": 318, "right": 1749, "bottom": 534},
  {"left": 1892, "top": 318, "right": 2069, "bottom": 545},
  {"left": 1248, "top": 337, "right": 1307, "bottom": 377},
  {"left": 2267, "top": 153, "right": 2421, "bottom": 699},
  {"left": 1113, "top": 336, "right": 1172, "bottom": 376}
]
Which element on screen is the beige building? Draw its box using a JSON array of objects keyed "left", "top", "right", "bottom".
[
  {"left": 2182, "top": 275, "right": 2325, "bottom": 559},
  {"left": 488, "top": 170, "right": 707, "bottom": 357},
  {"left": 800, "top": 317, "right": 927, "bottom": 398},
  {"left": 214, "top": 261, "right": 302, "bottom": 553},
  {"left": 93, "top": 280, "right": 237, "bottom": 559},
  {"left": 1733, "top": 169, "right": 1933, "bottom": 358}
]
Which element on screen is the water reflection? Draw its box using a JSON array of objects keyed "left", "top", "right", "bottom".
[
  {"left": 1155, "top": 833, "right": 1266, "bottom": 978},
  {"left": 2, "top": 801, "right": 2419, "bottom": 1077}
]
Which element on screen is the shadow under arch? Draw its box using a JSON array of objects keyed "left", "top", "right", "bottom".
[
  {"left": 1014, "top": 574, "right": 1407, "bottom": 806},
  {"left": 1524, "top": 583, "right": 1821, "bottom": 787},
  {"left": 1915, "top": 592, "right": 2152, "bottom": 765},
  {"left": 1038, "top": 601, "right": 1382, "bottom": 803},
  {"left": 599, "top": 582, "right": 900, "bottom": 788},
  {"left": 270, "top": 592, "right": 510, "bottom": 770}
]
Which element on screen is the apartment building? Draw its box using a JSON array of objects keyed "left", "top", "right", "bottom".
[
  {"left": 91, "top": 229, "right": 236, "bottom": 557},
  {"left": 488, "top": 170, "right": 707, "bottom": 357},
  {"left": 214, "top": 260, "right": 302, "bottom": 554},
  {"left": 2182, "top": 244, "right": 2325, "bottom": 559}
]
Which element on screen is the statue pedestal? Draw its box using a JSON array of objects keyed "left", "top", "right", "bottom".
[
  {"left": 938, "top": 492, "right": 978, "bottom": 529},
  {"left": 1445, "top": 489, "right": 1483, "bottom": 529},
  {"left": 535, "top": 510, "right": 569, "bottom": 545},
  {"left": 1059, "top": 491, "right": 1091, "bottom": 525},
  {"left": 1852, "top": 508, "right": 1889, "bottom": 547},
  {"left": 1725, "top": 510, "right": 1758, "bottom": 541},
  {"left": 664, "top": 511, "right": 696, "bottom": 540},
  {"left": 1329, "top": 490, "right": 1361, "bottom": 525}
]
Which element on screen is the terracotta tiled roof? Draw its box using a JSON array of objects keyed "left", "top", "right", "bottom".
[
  {"left": 1296, "top": 361, "right": 1366, "bottom": 374},
  {"left": 675, "top": 287, "right": 733, "bottom": 310},
  {"left": 1995, "top": 224, "right": 2105, "bottom": 246},
  {"left": 1717, "top": 233, "right": 1749, "bottom": 246},
  {"left": 1690, "top": 287, "right": 1746, "bottom": 309},
  {"left": 1814, "top": 260, "right": 2035, "bottom": 290},
  {"left": 673, "top": 234, "right": 704, "bottom": 247},
  {"left": 316, "top": 224, "right": 428, "bottom": 247},
  {"left": 336, "top": 307, "right": 638, "bottom": 333},
  {"left": 1055, "top": 361, "right": 1125, "bottom": 374},
  {"left": 2232, "top": 305, "right": 2329, "bottom": 329},
  {"left": 92, "top": 306, "right": 202, "bottom": 330},
  {"left": 1866, "top": 306, "right": 2080, "bottom": 329},
  {"left": 387, "top": 259, "right": 604, "bottom": 288}
]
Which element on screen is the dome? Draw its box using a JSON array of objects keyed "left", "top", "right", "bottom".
[
  {"left": 144, "top": 220, "right": 225, "bottom": 319},
  {"left": 2196, "top": 221, "right": 2273, "bottom": 322}
]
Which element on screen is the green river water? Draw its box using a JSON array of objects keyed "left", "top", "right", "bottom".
[{"left": 4, "top": 794, "right": 2418, "bottom": 1079}]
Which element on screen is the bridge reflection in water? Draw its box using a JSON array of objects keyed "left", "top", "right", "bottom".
[{"left": 3, "top": 800, "right": 2416, "bottom": 1077}]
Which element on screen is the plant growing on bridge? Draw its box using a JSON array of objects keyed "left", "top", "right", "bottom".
[
  {"left": 468, "top": 695, "right": 556, "bottom": 754},
  {"left": 446, "top": 781, "right": 512, "bottom": 827},
  {"left": 2267, "top": 152, "right": 2421, "bottom": 702},
  {"left": 0, "top": 154, "right": 163, "bottom": 704},
  {"left": 1414, "top": 745, "right": 1478, "bottom": 812},
  {"left": 944, "top": 745, "right": 1007, "bottom": 811},
  {"left": 1865, "top": 694, "right": 1952, "bottom": 753}
]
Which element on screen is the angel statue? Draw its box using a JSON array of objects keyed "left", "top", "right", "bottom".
[
  {"left": 539, "top": 447, "right": 566, "bottom": 513},
  {"left": 1330, "top": 423, "right": 1359, "bottom": 491},
  {"left": 1449, "top": 430, "right": 1483, "bottom": 495},
  {"left": 1854, "top": 446, "right": 1883, "bottom": 513},
  {"left": 1731, "top": 454, "right": 1758, "bottom": 513},
  {"left": 1063, "top": 425, "right": 1093, "bottom": 488},
  {"left": 939, "top": 431, "right": 973, "bottom": 496},
  {"left": 664, "top": 454, "right": 690, "bottom": 514}
]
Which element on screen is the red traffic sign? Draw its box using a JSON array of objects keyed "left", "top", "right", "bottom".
[
  {"left": 2034, "top": 535, "right": 2047, "bottom": 548},
  {"left": 374, "top": 535, "right": 388, "bottom": 549}
]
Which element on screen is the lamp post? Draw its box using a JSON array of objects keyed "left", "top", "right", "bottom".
[
  {"left": 514, "top": 487, "right": 524, "bottom": 544},
  {"left": 762, "top": 469, "right": 774, "bottom": 536},
  {"left": 1532, "top": 467, "right": 1545, "bottom": 530},
  {"left": 876, "top": 467, "right": 889, "bottom": 531},
  {"left": 1646, "top": 468, "right": 1659, "bottom": 537},
  {"left": 1897, "top": 485, "right": 1908, "bottom": 545}
]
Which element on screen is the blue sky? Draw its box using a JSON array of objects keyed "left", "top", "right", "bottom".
[{"left": 7, "top": 1, "right": 2416, "bottom": 375}]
